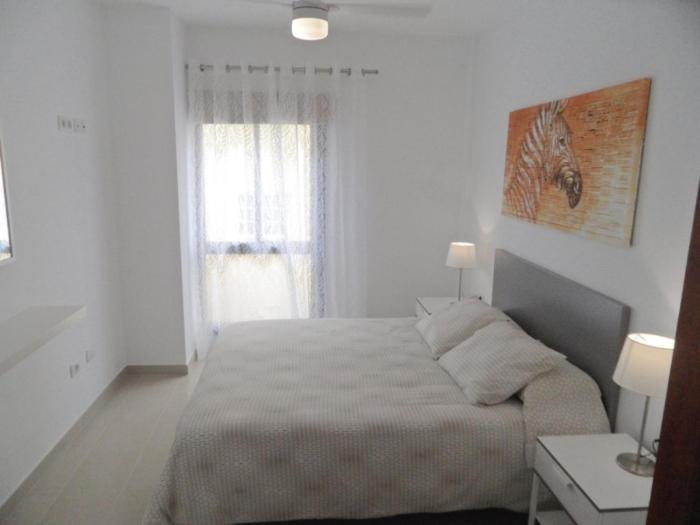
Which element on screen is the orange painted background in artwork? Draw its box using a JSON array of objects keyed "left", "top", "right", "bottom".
[{"left": 502, "top": 78, "right": 651, "bottom": 245}]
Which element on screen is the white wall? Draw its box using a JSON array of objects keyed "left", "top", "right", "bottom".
[
  {"left": 0, "top": 0, "right": 126, "bottom": 507},
  {"left": 186, "top": 26, "right": 473, "bottom": 317},
  {"left": 105, "top": 5, "right": 191, "bottom": 365},
  {"left": 464, "top": 0, "right": 700, "bottom": 444}
]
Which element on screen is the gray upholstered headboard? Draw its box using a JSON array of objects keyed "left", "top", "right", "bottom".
[{"left": 492, "top": 249, "right": 630, "bottom": 426}]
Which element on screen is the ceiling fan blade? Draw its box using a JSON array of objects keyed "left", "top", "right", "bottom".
[{"left": 333, "top": 2, "right": 432, "bottom": 19}]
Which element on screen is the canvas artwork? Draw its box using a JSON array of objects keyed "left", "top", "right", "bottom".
[{"left": 502, "top": 78, "right": 651, "bottom": 246}]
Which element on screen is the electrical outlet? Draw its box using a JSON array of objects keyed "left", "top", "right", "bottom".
[
  {"left": 85, "top": 349, "right": 95, "bottom": 363},
  {"left": 69, "top": 363, "right": 80, "bottom": 378},
  {"left": 73, "top": 118, "right": 86, "bottom": 133}
]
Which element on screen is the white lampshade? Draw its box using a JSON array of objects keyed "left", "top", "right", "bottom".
[
  {"left": 613, "top": 333, "right": 675, "bottom": 398},
  {"left": 445, "top": 242, "right": 476, "bottom": 269},
  {"left": 292, "top": 6, "right": 329, "bottom": 40}
]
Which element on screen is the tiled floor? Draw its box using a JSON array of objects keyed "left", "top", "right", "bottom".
[
  {"left": 0, "top": 364, "right": 204, "bottom": 525},
  {"left": 0, "top": 362, "right": 526, "bottom": 525}
]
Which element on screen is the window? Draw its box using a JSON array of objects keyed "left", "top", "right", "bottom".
[
  {"left": 0, "top": 141, "right": 12, "bottom": 262},
  {"left": 201, "top": 123, "right": 322, "bottom": 323}
]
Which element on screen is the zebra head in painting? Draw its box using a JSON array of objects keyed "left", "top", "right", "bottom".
[{"left": 505, "top": 99, "right": 582, "bottom": 220}]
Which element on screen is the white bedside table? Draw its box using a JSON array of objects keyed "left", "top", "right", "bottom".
[
  {"left": 415, "top": 297, "right": 456, "bottom": 318},
  {"left": 529, "top": 434, "right": 653, "bottom": 525}
]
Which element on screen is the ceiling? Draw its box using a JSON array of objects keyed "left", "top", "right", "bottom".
[{"left": 95, "top": 0, "right": 541, "bottom": 37}]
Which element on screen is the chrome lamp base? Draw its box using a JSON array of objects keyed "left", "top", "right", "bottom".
[
  {"left": 616, "top": 452, "right": 655, "bottom": 477},
  {"left": 615, "top": 394, "right": 656, "bottom": 477},
  {"left": 457, "top": 268, "right": 463, "bottom": 302}
]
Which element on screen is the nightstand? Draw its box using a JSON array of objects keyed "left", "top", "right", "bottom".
[
  {"left": 528, "top": 434, "right": 653, "bottom": 525},
  {"left": 415, "top": 297, "right": 456, "bottom": 319}
]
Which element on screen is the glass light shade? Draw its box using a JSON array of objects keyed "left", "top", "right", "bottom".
[
  {"left": 613, "top": 333, "right": 675, "bottom": 398},
  {"left": 445, "top": 242, "right": 476, "bottom": 269},
  {"left": 292, "top": 17, "right": 328, "bottom": 40}
]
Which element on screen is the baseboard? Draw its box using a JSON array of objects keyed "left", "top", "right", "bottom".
[
  {"left": 0, "top": 366, "right": 129, "bottom": 519},
  {"left": 124, "top": 364, "right": 189, "bottom": 376}
]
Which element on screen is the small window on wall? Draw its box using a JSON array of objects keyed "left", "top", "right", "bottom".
[{"left": 0, "top": 138, "right": 13, "bottom": 263}]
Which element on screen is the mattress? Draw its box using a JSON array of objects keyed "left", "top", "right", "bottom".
[{"left": 143, "top": 317, "right": 601, "bottom": 525}]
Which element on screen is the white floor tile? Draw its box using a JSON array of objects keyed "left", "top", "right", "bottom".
[{"left": 0, "top": 362, "right": 204, "bottom": 525}]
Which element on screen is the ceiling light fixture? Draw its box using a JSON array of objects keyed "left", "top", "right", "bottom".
[
  {"left": 291, "top": 1, "right": 329, "bottom": 40},
  {"left": 247, "top": 0, "right": 432, "bottom": 42}
]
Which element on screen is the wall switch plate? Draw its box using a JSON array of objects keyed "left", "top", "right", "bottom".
[
  {"left": 57, "top": 115, "right": 86, "bottom": 133},
  {"left": 85, "top": 349, "right": 95, "bottom": 363},
  {"left": 69, "top": 363, "right": 80, "bottom": 378},
  {"left": 57, "top": 115, "right": 71, "bottom": 131}
]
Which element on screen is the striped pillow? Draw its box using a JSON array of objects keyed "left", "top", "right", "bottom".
[
  {"left": 415, "top": 298, "right": 511, "bottom": 358},
  {"left": 438, "top": 321, "right": 566, "bottom": 405}
]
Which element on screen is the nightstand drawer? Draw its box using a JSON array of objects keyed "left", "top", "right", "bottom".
[{"left": 535, "top": 442, "right": 601, "bottom": 525}]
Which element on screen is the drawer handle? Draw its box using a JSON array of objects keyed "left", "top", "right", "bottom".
[{"left": 552, "top": 464, "right": 574, "bottom": 490}]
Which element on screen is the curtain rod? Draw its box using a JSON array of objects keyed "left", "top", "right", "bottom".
[{"left": 186, "top": 64, "right": 379, "bottom": 76}]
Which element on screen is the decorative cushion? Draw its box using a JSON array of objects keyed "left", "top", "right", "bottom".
[
  {"left": 438, "top": 321, "right": 566, "bottom": 405},
  {"left": 415, "top": 298, "right": 511, "bottom": 358}
]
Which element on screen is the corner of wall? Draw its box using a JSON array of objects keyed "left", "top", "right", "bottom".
[
  {"left": 169, "top": 12, "right": 196, "bottom": 365},
  {"left": 103, "top": 4, "right": 190, "bottom": 367}
]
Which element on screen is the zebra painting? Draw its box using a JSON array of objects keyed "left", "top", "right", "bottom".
[
  {"left": 501, "top": 78, "right": 651, "bottom": 246},
  {"left": 503, "top": 99, "right": 582, "bottom": 221}
]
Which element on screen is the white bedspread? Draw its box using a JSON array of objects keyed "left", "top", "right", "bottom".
[{"left": 143, "top": 318, "right": 605, "bottom": 525}]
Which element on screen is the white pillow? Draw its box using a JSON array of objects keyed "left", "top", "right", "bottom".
[
  {"left": 438, "top": 321, "right": 566, "bottom": 405},
  {"left": 415, "top": 298, "right": 511, "bottom": 358}
]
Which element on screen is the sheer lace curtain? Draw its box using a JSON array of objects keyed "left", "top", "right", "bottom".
[{"left": 187, "top": 64, "right": 368, "bottom": 356}]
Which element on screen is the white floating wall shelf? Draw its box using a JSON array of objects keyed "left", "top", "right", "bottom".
[{"left": 0, "top": 305, "right": 86, "bottom": 376}]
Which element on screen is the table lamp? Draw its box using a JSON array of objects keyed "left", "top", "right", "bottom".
[
  {"left": 445, "top": 242, "right": 476, "bottom": 301},
  {"left": 612, "top": 333, "right": 675, "bottom": 477}
]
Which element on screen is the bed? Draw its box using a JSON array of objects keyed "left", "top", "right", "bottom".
[{"left": 143, "top": 250, "right": 630, "bottom": 525}]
